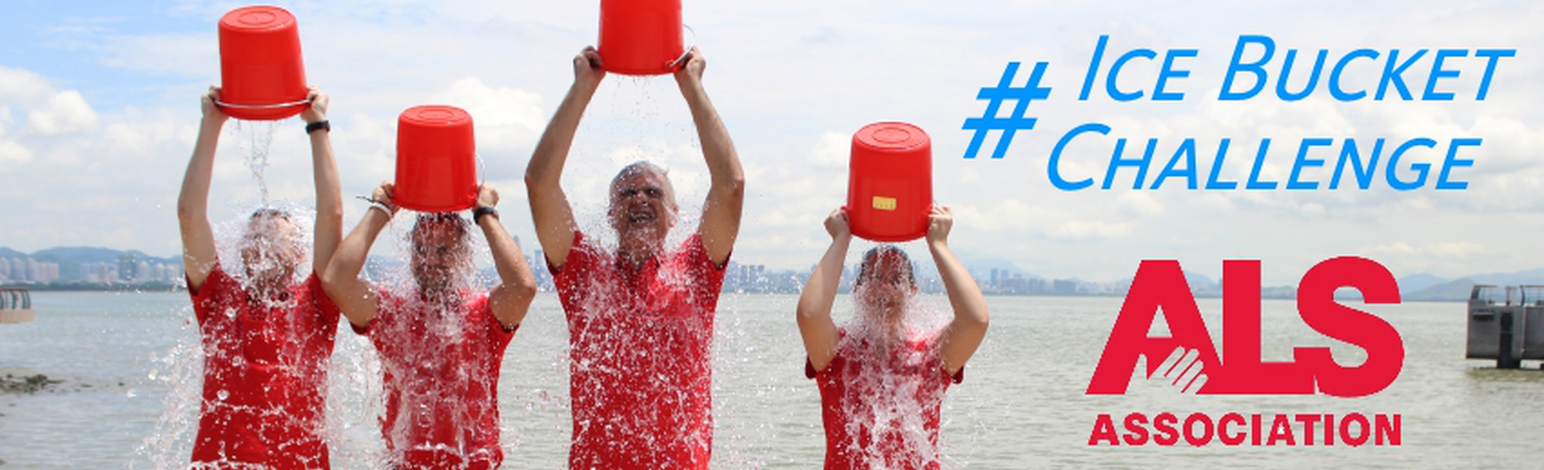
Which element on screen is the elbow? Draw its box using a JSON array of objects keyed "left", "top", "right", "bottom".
[
  {"left": 725, "top": 172, "right": 746, "bottom": 198},
  {"left": 320, "top": 262, "right": 346, "bottom": 292},
  {"left": 176, "top": 199, "right": 198, "bottom": 225},
  {"left": 515, "top": 276, "right": 538, "bottom": 301},
  {"left": 523, "top": 163, "right": 546, "bottom": 188},
  {"left": 964, "top": 309, "right": 991, "bottom": 331},
  {"left": 318, "top": 204, "right": 344, "bottom": 226}
]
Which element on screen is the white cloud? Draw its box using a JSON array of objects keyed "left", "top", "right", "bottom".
[
  {"left": 0, "top": 66, "right": 52, "bottom": 104},
  {"left": 26, "top": 90, "right": 99, "bottom": 135},
  {"left": 806, "top": 131, "right": 849, "bottom": 169},
  {"left": 1117, "top": 192, "right": 1163, "bottom": 217},
  {"left": 0, "top": 140, "right": 33, "bottom": 164},
  {"left": 429, "top": 77, "right": 545, "bottom": 153}
]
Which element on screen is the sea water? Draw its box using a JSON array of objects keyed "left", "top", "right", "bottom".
[{"left": 2, "top": 293, "right": 1542, "bottom": 469}]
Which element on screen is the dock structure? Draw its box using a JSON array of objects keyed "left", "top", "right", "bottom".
[
  {"left": 1466, "top": 285, "right": 1544, "bottom": 369},
  {"left": 0, "top": 286, "right": 35, "bottom": 324}
]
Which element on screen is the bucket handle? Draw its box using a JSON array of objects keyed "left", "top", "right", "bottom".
[
  {"left": 214, "top": 98, "right": 313, "bottom": 110},
  {"left": 669, "top": 24, "right": 698, "bottom": 71}
]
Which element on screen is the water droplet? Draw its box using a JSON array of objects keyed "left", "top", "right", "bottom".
[
  {"left": 147, "top": 369, "right": 159, "bottom": 380},
  {"left": 217, "top": 389, "right": 230, "bottom": 401}
]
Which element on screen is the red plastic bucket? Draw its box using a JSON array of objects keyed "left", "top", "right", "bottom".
[
  {"left": 846, "top": 122, "right": 932, "bottom": 242},
  {"left": 598, "top": 0, "right": 684, "bottom": 75},
  {"left": 394, "top": 106, "right": 479, "bottom": 213},
  {"left": 217, "top": 6, "right": 308, "bottom": 121}
]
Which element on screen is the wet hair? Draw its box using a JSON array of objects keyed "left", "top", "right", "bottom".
[
  {"left": 412, "top": 212, "right": 471, "bottom": 240},
  {"left": 610, "top": 160, "right": 677, "bottom": 207},
  {"left": 854, "top": 245, "right": 916, "bottom": 287},
  {"left": 249, "top": 207, "right": 292, "bottom": 222}
]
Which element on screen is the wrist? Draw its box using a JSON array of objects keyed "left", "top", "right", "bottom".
[
  {"left": 305, "top": 120, "right": 330, "bottom": 134},
  {"left": 473, "top": 205, "right": 499, "bottom": 223}
]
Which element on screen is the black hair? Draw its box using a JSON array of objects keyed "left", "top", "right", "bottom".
[
  {"left": 854, "top": 245, "right": 916, "bottom": 287},
  {"left": 413, "top": 212, "right": 471, "bottom": 238},
  {"left": 249, "top": 207, "right": 291, "bottom": 221}
]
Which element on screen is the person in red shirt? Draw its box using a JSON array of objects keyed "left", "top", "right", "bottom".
[
  {"left": 177, "top": 86, "right": 343, "bottom": 469},
  {"left": 796, "top": 205, "right": 990, "bottom": 470},
  {"left": 323, "top": 182, "right": 537, "bottom": 470},
  {"left": 524, "top": 46, "right": 745, "bottom": 469}
]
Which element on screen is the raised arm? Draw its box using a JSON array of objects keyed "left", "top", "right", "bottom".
[
  {"left": 930, "top": 205, "right": 990, "bottom": 375},
  {"left": 303, "top": 88, "right": 343, "bottom": 275},
  {"left": 475, "top": 185, "right": 538, "bottom": 329},
  {"left": 526, "top": 47, "right": 605, "bottom": 268},
  {"left": 322, "top": 182, "right": 395, "bottom": 328},
  {"left": 676, "top": 47, "right": 745, "bottom": 266},
  {"left": 798, "top": 209, "right": 851, "bottom": 372},
  {"left": 177, "top": 87, "right": 228, "bottom": 290}
]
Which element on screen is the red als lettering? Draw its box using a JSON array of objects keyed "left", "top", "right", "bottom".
[
  {"left": 1086, "top": 260, "right": 1221, "bottom": 394},
  {"left": 1211, "top": 260, "right": 1313, "bottom": 394},
  {"left": 1293, "top": 256, "right": 1404, "bottom": 397}
]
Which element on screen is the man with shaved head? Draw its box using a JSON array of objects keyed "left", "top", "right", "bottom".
[{"left": 525, "top": 46, "right": 744, "bottom": 470}]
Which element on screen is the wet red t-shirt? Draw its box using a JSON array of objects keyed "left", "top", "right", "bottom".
[
  {"left": 806, "top": 330, "right": 964, "bottom": 470},
  {"left": 551, "top": 231, "right": 727, "bottom": 470},
  {"left": 354, "top": 290, "right": 515, "bottom": 470},
  {"left": 188, "top": 264, "right": 340, "bottom": 470}
]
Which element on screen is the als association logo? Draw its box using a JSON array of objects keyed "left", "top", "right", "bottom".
[{"left": 1085, "top": 257, "right": 1405, "bottom": 448}]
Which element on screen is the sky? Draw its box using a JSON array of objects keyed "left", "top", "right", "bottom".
[{"left": 0, "top": 0, "right": 1541, "bottom": 286}]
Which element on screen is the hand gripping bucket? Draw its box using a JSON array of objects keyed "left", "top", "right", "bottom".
[
  {"left": 394, "top": 106, "right": 479, "bottom": 213},
  {"left": 846, "top": 122, "right": 932, "bottom": 242},
  {"left": 598, "top": 0, "right": 686, "bottom": 75},
  {"left": 216, "top": 6, "right": 309, "bottom": 120}
]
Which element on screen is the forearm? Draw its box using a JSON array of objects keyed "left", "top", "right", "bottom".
[
  {"left": 679, "top": 81, "right": 742, "bottom": 190},
  {"left": 327, "top": 210, "right": 389, "bottom": 281},
  {"left": 480, "top": 216, "right": 535, "bottom": 291},
  {"left": 310, "top": 129, "right": 343, "bottom": 269},
  {"left": 177, "top": 118, "right": 222, "bottom": 221},
  {"left": 527, "top": 82, "right": 596, "bottom": 190},
  {"left": 797, "top": 236, "right": 850, "bottom": 323},
  {"left": 931, "top": 240, "right": 988, "bottom": 326}
]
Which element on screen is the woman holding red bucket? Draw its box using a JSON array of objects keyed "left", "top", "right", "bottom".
[
  {"left": 177, "top": 84, "right": 343, "bottom": 469},
  {"left": 797, "top": 124, "right": 990, "bottom": 469},
  {"left": 322, "top": 105, "right": 538, "bottom": 470},
  {"left": 797, "top": 205, "right": 991, "bottom": 470}
]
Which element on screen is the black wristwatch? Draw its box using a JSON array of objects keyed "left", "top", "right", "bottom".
[
  {"left": 305, "top": 120, "right": 330, "bottom": 134},
  {"left": 473, "top": 206, "right": 499, "bottom": 222}
]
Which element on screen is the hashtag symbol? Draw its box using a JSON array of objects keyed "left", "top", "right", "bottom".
[{"left": 962, "top": 61, "right": 1051, "bottom": 159}]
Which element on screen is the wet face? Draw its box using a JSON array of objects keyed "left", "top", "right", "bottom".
[
  {"left": 239, "top": 213, "right": 303, "bottom": 291},
  {"left": 857, "top": 249, "right": 916, "bottom": 317},
  {"left": 410, "top": 215, "right": 471, "bottom": 294},
  {"left": 608, "top": 168, "right": 677, "bottom": 247}
]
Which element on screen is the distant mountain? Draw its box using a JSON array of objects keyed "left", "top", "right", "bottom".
[
  {"left": 4, "top": 246, "right": 181, "bottom": 282},
  {"left": 1406, "top": 278, "right": 1477, "bottom": 302},
  {"left": 1398, "top": 273, "right": 1450, "bottom": 294},
  {"left": 1466, "top": 268, "right": 1544, "bottom": 287},
  {"left": 6, "top": 247, "right": 178, "bottom": 264}
]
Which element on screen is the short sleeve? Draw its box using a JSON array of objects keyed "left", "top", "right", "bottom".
[
  {"left": 475, "top": 294, "right": 517, "bottom": 347},
  {"left": 549, "top": 230, "right": 591, "bottom": 277},
  {"left": 680, "top": 233, "right": 728, "bottom": 273},
  {"left": 304, "top": 271, "right": 342, "bottom": 326},
  {"left": 188, "top": 262, "right": 236, "bottom": 324}
]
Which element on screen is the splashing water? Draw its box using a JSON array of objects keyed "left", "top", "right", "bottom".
[
  {"left": 231, "top": 120, "right": 278, "bottom": 205},
  {"left": 820, "top": 279, "right": 959, "bottom": 470}
]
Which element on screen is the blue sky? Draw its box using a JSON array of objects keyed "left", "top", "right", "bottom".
[{"left": 2, "top": 1, "right": 1542, "bottom": 285}]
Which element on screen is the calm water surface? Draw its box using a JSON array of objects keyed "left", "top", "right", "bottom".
[{"left": 0, "top": 292, "right": 1540, "bottom": 469}]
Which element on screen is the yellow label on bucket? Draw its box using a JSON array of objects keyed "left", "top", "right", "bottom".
[{"left": 872, "top": 196, "right": 897, "bottom": 211}]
